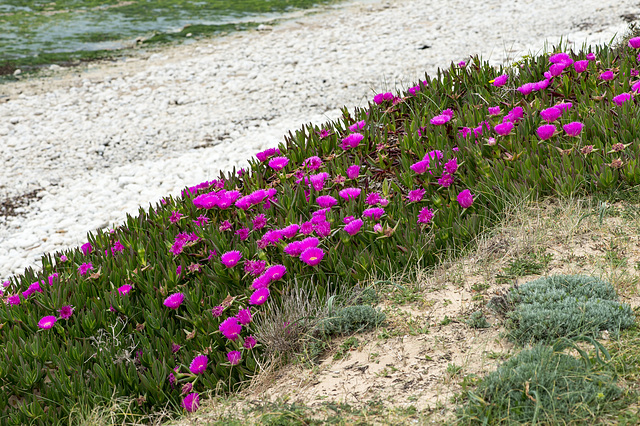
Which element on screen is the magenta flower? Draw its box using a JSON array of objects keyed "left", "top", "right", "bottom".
[
  {"left": 362, "top": 207, "right": 385, "bottom": 220},
  {"left": 488, "top": 106, "right": 501, "bottom": 116},
  {"left": 182, "top": 393, "right": 199, "bottom": 413},
  {"left": 537, "top": 124, "right": 556, "bottom": 140},
  {"left": 221, "top": 250, "right": 242, "bottom": 268},
  {"left": 341, "top": 133, "right": 364, "bottom": 150},
  {"left": 59, "top": 255, "right": 68, "bottom": 262},
  {"left": 300, "top": 221, "right": 314, "bottom": 235},
  {"left": 176, "top": 265, "right": 182, "bottom": 275},
  {"left": 417, "top": 207, "right": 434, "bottom": 225},
  {"left": 303, "top": 156, "right": 323, "bottom": 170},
  {"left": 339, "top": 188, "right": 361, "bottom": 200},
  {"left": 211, "top": 305, "right": 224, "bottom": 318},
  {"left": 264, "top": 264, "right": 286, "bottom": 281},
  {"left": 252, "top": 274, "right": 271, "bottom": 289},
  {"left": 310, "top": 172, "right": 329, "bottom": 191},
  {"left": 300, "top": 247, "right": 325, "bottom": 266},
  {"left": 344, "top": 219, "right": 363, "bottom": 236},
  {"left": 237, "top": 307, "right": 252, "bottom": 325},
  {"left": 549, "top": 63, "right": 566, "bottom": 77},
  {"left": 38, "top": 315, "right": 57, "bottom": 330},
  {"left": 574, "top": 60, "right": 589, "bottom": 73},
  {"left": 556, "top": 102, "right": 573, "bottom": 113},
  {"left": 366, "top": 192, "right": 382, "bottom": 205},
  {"left": 249, "top": 287, "right": 270, "bottom": 306},
  {"left": 438, "top": 173, "right": 454, "bottom": 188},
  {"left": 540, "top": 107, "right": 562, "bottom": 123},
  {"left": 373, "top": 223, "right": 383, "bottom": 233},
  {"left": 78, "top": 263, "right": 93, "bottom": 276},
  {"left": 253, "top": 213, "right": 267, "bottom": 230},
  {"left": 494, "top": 122, "right": 513, "bottom": 136},
  {"left": 58, "top": 305, "right": 74, "bottom": 320},
  {"left": 632, "top": 81, "right": 640, "bottom": 93},
  {"left": 532, "top": 79, "right": 550, "bottom": 91},
  {"left": 503, "top": 106, "right": 524, "bottom": 123},
  {"left": 169, "top": 211, "right": 183, "bottom": 223},
  {"left": 189, "top": 355, "right": 208, "bottom": 374},
  {"left": 613, "top": 93, "right": 632, "bottom": 106},
  {"left": 457, "top": 190, "right": 474, "bottom": 209},
  {"left": 492, "top": 74, "right": 508, "bottom": 87},
  {"left": 629, "top": 37, "right": 640, "bottom": 49},
  {"left": 164, "top": 293, "right": 185, "bottom": 310},
  {"left": 244, "top": 335, "right": 257, "bottom": 349},
  {"left": 235, "top": 228, "right": 250, "bottom": 241},
  {"left": 349, "top": 120, "right": 366, "bottom": 132},
  {"left": 517, "top": 83, "right": 535, "bottom": 95},
  {"left": 81, "top": 242, "right": 93, "bottom": 256},
  {"left": 268, "top": 156, "right": 290, "bottom": 170},
  {"left": 346, "top": 165, "right": 361, "bottom": 179},
  {"left": 407, "top": 189, "right": 425, "bottom": 202},
  {"left": 410, "top": 159, "right": 430, "bottom": 174},
  {"left": 284, "top": 241, "right": 304, "bottom": 257},
  {"left": 172, "top": 343, "right": 181, "bottom": 353},
  {"left": 280, "top": 224, "right": 299, "bottom": 239},
  {"left": 219, "top": 317, "right": 242, "bottom": 341},
  {"left": 549, "top": 52, "right": 573, "bottom": 65},
  {"left": 444, "top": 158, "right": 458, "bottom": 174},
  {"left": 8, "top": 294, "right": 21, "bottom": 306},
  {"left": 315, "top": 221, "right": 331, "bottom": 237},
  {"left": 316, "top": 195, "right": 337, "bottom": 208},
  {"left": 343, "top": 215, "right": 355, "bottom": 224},
  {"left": 563, "top": 122, "right": 584, "bottom": 137},
  {"left": 430, "top": 114, "right": 451, "bottom": 125},
  {"left": 373, "top": 93, "right": 385, "bottom": 104},
  {"left": 118, "top": 284, "right": 132, "bottom": 295},
  {"left": 256, "top": 147, "right": 280, "bottom": 162},
  {"left": 227, "top": 351, "right": 242, "bottom": 365},
  {"left": 181, "top": 383, "right": 193, "bottom": 395},
  {"left": 599, "top": 70, "right": 615, "bottom": 81}
]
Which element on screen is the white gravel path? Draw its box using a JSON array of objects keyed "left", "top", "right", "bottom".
[{"left": 0, "top": 0, "right": 637, "bottom": 279}]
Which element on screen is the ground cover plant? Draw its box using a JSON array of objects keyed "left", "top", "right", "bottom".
[{"left": 1, "top": 31, "right": 640, "bottom": 425}]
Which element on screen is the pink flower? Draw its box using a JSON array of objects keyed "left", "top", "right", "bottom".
[
  {"left": 373, "top": 93, "right": 385, "bottom": 104},
  {"left": 458, "top": 60, "right": 466, "bottom": 67},
  {"left": 314, "top": 221, "right": 331, "bottom": 237},
  {"left": 164, "top": 293, "right": 185, "bottom": 309},
  {"left": 613, "top": 93, "right": 632, "bottom": 106},
  {"left": 57, "top": 305, "right": 74, "bottom": 320},
  {"left": 488, "top": 106, "right": 501, "bottom": 116},
  {"left": 317, "top": 195, "right": 337, "bottom": 208},
  {"left": 407, "top": 189, "right": 425, "bottom": 202},
  {"left": 549, "top": 52, "right": 573, "bottom": 65},
  {"left": 344, "top": 219, "right": 363, "bottom": 236},
  {"left": 300, "top": 247, "right": 325, "bottom": 266},
  {"left": 244, "top": 336, "right": 257, "bottom": 349},
  {"left": 457, "top": 190, "right": 474, "bottom": 208},
  {"left": 362, "top": 207, "right": 385, "bottom": 220},
  {"left": 517, "top": 83, "right": 535, "bottom": 95},
  {"left": 540, "top": 107, "right": 562, "bottom": 123},
  {"left": 300, "top": 221, "right": 314, "bottom": 235},
  {"left": 219, "top": 220, "right": 232, "bottom": 231},
  {"left": 417, "top": 207, "right": 434, "bottom": 225},
  {"left": 235, "top": 228, "right": 250, "bottom": 241},
  {"left": 532, "top": 79, "right": 550, "bottom": 91},
  {"left": 339, "top": 188, "right": 361, "bottom": 200},
  {"left": 227, "top": 351, "right": 242, "bottom": 365},
  {"left": 586, "top": 52, "right": 596, "bottom": 61},
  {"left": 189, "top": 355, "right": 208, "bottom": 374},
  {"left": 349, "top": 120, "right": 366, "bottom": 132},
  {"left": 494, "top": 122, "right": 513, "bottom": 136},
  {"left": 118, "top": 284, "right": 132, "bottom": 295},
  {"left": 264, "top": 264, "right": 287, "bottom": 281},
  {"left": 599, "top": 70, "right": 615, "bottom": 81},
  {"left": 632, "top": 81, "right": 640, "bottom": 93},
  {"left": 219, "top": 317, "right": 242, "bottom": 341},
  {"left": 310, "top": 172, "right": 329, "bottom": 191},
  {"left": 169, "top": 211, "right": 183, "bottom": 223},
  {"left": 430, "top": 114, "right": 451, "bottom": 125},
  {"left": 537, "top": 124, "right": 556, "bottom": 140},
  {"left": 59, "top": 255, "right": 68, "bottom": 262},
  {"left": 373, "top": 223, "right": 383, "bottom": 233},
  {"left": 250, "top": 287, "right": 270, "bottom": 305},
  {"left": 256, "top": 147, "right": 280, "bottom": 162},
  {"left": 81, "top": 242, "right": 92, "bottom": 256},
  {"left": 181, "top": 383, "right": 193, "bottom": 395},
  {"left": 237, "top": 307, "right": 252, "bottom": 325},
  {"left": 628, "top": 37, "right": 640, "bottom": 49},
  {"left": 176, "top": 265, "right": 182, "bottom": 275},
  {"left": 193, "top": 215, "right": 209, "bottom": 226},
  {"left": 182, "top": 393, "right": 199, "bottom": 413},
  {"left": 252, "top": 214, "right": 267, "bottom": 230},
  {"left": 8, "top": 294, "right": 21, "bottom": 306},
  {"left": 78, "top": 263, "right": 93, "bottom": 276},
  {"left": 211, "top": 305, "right": 224, "bottom": 318},
  {"left": 444, "top": 158, "right": 458, "bottom": 174},
  {"left": 268, "top": 156, "right": 290, "bottom": 170},
  {"left": 280, "top": 224, "right": 300, "bottom": 239},
  {"left": 221, "top": 251, "right": 242, "bottom": 268},
  {"left": 438, "top": 173, "right": 454, "bottom": 188},
  {"left": 549, "top": 63, "right": 567, "bottom": 77},
  {"left": 172, "top": 343, "right": 181, "bottom": 353},
  {"left": 409, "top": 160, "right": 429, "bottom": 175},
  {"left": 366, "top": 192, "right": 382, "bottom": 205},
  {"left": 556, "top": 102, "right": 573, "bottom": 113},
  {"left": 343, "top": 215, "right": 355, "bottom": 224},
  {"left": 303, "top": 156, "right": 323, "bottom": 170},
  {"left": 574, "top": 60, "right": 589, "bottom": 73},
  {"left": 38, "top": 315, "right": 57, "bottom": 330},
  {"left": 251, "top": 274, "right": 271, "bottom": 289},
  {"left": 563, "top": 122, "right": 584, "bottom": 137},
  {"left": 492, "top": 74, "right": 508, "bottom": 87},
  {"left": 346, "top": 165, "right": 361, "bottom": 179},
  {"left": 503, "top": 106, "right": 524, "bottom": 123},
  {"left": 341, "top": 133, "right": 364, "bottom": 150}
]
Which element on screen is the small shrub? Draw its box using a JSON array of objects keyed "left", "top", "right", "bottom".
[
  {"left": 319, "top": 305, "right": 386, "bottom": 336},
  {"left": 500, "top": 275, "right": 635, "bottom": 344},
  {"left": 466, "top": 310, "right": 490, "bottom": 329},
  {"left": 457, "top": 339, "right": 627, "bottom": 425}
]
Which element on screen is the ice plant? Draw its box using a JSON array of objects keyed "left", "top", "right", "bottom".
[
  {"left": 341, "top": 133, "right": 364, "bottom": 150},
  {"left": 488, "top": 106, "right": 501, "bottom": 115},
  {"left": 78, "top": 263, "right": 93, "bottom": 276},
  {"left": 268, "top": 156, "right": 289, "bottom": 170},
  {"left": 349, "top": 120, "right": 366, "bottom": 131},
  {"left": 236, "top": 307, "right": 252, "bottom": 325},
  {"left": 417, "top": 207, "right": 434, "bottom": 225},
  {"left": 264, "top": 264, "right": 286, "bottom": 281},
  {"left": 537, "top": 124, "right": 556, "bottom": 140},
  {"left": 244, "top": 336, "right": 257, "bottom": 349},
  {"left": 430, "top": 114, "right": 451, "bottom": 125},
  {"left": 163, "top": 293, "right": 185, "bottom": 310},
  {"left": 438, "top": 173, "right": 454, "bottom": 188},
  {"left": 346, "top": 165, "right": 360, "bottom": 179},
  {"left": 81, "top": 242, "right": 92, "bottom": 256},
  {"left": 407, "top": 189, "right": 425, "bottom": 202},
  {"left": 118, "top": 284, "right": 132, "bottom": 295},
  {"left": 300, "top": 247, "right": 324, "bottom": 266},
  {"left": 303, "top": 156, "right": 323, "bottom": 170},
  {"left": 599, "top": 70, "right": 614, "bottom": 81},
  {"left": 316, "top": 195, "right": 337, "bottom": 208},
  {"left": 344, "top": 218, "right": 363, "bottom": 235},
  {"left": 211, "top": 306, "right": 224, "bottom": 318},
  {"left": 249, "top": 287, "right": 270, "bottom": 305},
  {"left": 629, "top": 37, "right": 640, "bottom": 49},
  {"left": 457, "top": 189, "right": 474, "bottom": 208},
  {"left": 492, "top": 74, "right": 508, "bottom": 87},
  {"left": 58, "top": 305, "right": 74, "bottom": 320},
  {"left": 227, "top": 351, "right": 241, "bottom": 365},
  {"left": 220, "top": 250, "right": 242, "bottom": 268},
  {"left": 362, "top": 207, "right": 385, "bottom": 220},
  {"left": 182, "top": 393, "right": 199, "bottom": 413},
  {"left": 494, "top": 122, "right": 513, "bottom": 136},
  {"left": 339, "top": 187, "right": 361, "bottom": 200},
  {"left": 219, "top": 317, "right": 242, "bottom": 340},
  {"left": 540, "top": 107, "right": 562, "bottom": 123},
  {"left": 613, "top": 93, "right": 632, "bottom": 106},
  {"left": 563, "top": 122, "right": 584, "bottom": 137},
  {"left": 38, "top": 316, "right": 57, "bottom": 330},
  {"left": 189, "top": 355, "right": 208, "bottom": 374},
  {"left": 574, "top": 60, "right": 589, "bottom": 73}
]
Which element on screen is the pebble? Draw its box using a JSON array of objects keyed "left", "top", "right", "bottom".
[{"left": 0, "top": 0, "right": 636, "bottom": 279}]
